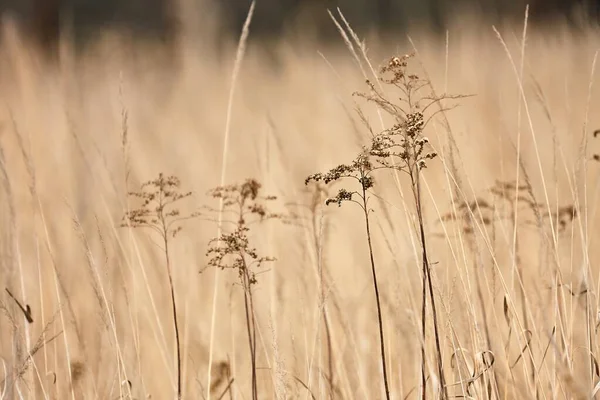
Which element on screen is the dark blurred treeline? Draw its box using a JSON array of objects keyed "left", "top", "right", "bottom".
[
  {"left": 225, "top": 0, "right": 600, "bottom": 37},
  {"left": 1, "top": 0, "right": 599, "bottom": 50},
  {"left": 0, "top": 0, "right": 178, "bottom": 51}
]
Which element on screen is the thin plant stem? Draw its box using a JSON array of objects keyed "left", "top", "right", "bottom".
[
  {"left": 163, "top": 234, "right": 182, "bottom": 399},
  {"left": 361, "top": 173, "right": 391, "bottom": 400},
  {"left": 237, "top": 204, "right": 259, "bottom": 400},
  {"left": 421, "top": 227, "right": 428, "bottom": 400},
  {"left": 243, "top": 253, "right": 258, "bottom": 400},
  {"left": 415, "top": 168, "right": 447, "bottom": 399},
  {"left": 157, "top": 192, "right": 183, "bottom": 399},
  {"left": 241, "top": 264, "right": 258, "bottom": 400}
]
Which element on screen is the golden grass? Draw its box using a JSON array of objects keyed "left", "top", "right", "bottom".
[{"left": 0, "top": 6, "right": 598, "bottom": 399}]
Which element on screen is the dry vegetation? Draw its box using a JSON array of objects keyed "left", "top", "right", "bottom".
[{"left": 0, "top": 3, "right": 599, "bottom": 399}]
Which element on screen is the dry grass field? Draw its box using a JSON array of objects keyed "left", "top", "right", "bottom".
[{"left": 0, "top": 3, "right": 599, "bottom": 399}]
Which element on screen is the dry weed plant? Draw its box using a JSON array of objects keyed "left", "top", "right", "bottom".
[
  {"left": 438, "top": 177, "right": 578, "bottom": 398},
  {"left": 121, "top": 173, "right": 199, "bottom": 399},
  {"left": 306, "top": 53, "right": 465, "bottom": 399},
  {"left": 201, "top": 178, "right": 289, "bottom": 400},
  {"left": 306, "top": 149, "right": 393, "bottom": 398}
]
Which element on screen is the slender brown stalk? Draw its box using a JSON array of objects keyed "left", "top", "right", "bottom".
[
  {"left": 414, "top": 172, "right": 447, "bottom": 399},
  {"left": 162, "top": 234, "right": 182, "bottom": 399},
  {"left": 361, "top": 175, "right": 391, "bottom": 400},
  {"left": 240, "top": 256, "right": 258, "bottom": 400},
  {"left": 236, "top": 208, "right": 259, "bottom": 400},
  {"left": 421, "top": 241, "right": 428, "bottom": 400}
]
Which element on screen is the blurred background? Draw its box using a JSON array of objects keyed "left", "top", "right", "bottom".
[
  {"left": 0, "top": 0, "right": 598, "bottom": 399},
  {"left": 1, "top": 0, "right": 600, "bottom": 52}
]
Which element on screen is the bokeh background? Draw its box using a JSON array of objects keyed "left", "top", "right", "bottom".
[
  {"left": 2, "top": 0, "right": 600, "bottom": 47},
  {"left": 0, "top": 1, "right": 598, "bottom": 399}
]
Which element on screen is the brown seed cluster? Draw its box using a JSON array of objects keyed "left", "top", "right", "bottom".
[
  {"left": 203, "top": 179, "right": 287, "bottom": 285},
  {"left": 122, "top": 173, "right": 199, "bottom": 239}
]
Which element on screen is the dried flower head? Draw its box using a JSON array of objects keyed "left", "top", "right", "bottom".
[
  {"left": 366, "top": 112, "right": 438, "bottom": 173},
  {"left": 206, "top": 226, "right": 275, "bottom": 285},
  {"left": 121, "top": 173, "right": 199, "bottom": 239},
  {"left": 204, "top": 178, "right": 286, "bottom": 227},
  {"left": 437, "top": 198, "right": 496, "bottom": 237},
  {"left": 353, "top": 54, "right": 468, "bottom": 176},
  {"left": 306, "top": 149, "right": 376, "bottom": 209},
  {"left": 202, "top": 178, "right": 288, "bottom": 285},
  {"left": 379, "top": 53, "right": 414, "bottom": 85}
]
